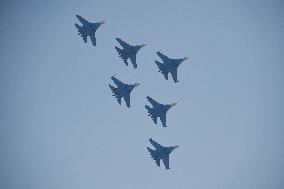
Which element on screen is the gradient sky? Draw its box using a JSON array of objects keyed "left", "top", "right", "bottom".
[{"left": 0, "top": 0, "right": 284, "bottom": 189}]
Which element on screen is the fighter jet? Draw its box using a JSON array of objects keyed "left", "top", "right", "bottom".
[
  {"left": 74, "top": 15, "right": 105, "bottom": 46},
  {"left": 109, "top": 75, "right": 140, "bottom": 108},
  {"left": 155, "top": 51, "right": 188, "bottom": 83},
  {"left": 145, "top": 96, "right": 177, "bottom": 127},
  {"left": 115, "top": 38, "right": 145, "bottom": 69},
  {"left": 147, "top": 138, "right": 179, "bottom": 170}
]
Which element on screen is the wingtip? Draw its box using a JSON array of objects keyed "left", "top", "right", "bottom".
[{"left": 147, "top": 146, "right": 153, "bottom": 153}]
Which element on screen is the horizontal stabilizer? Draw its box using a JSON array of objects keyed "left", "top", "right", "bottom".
[
  {"left": 155, "top": 60, "right": 163, "bottom": 66},
  {"left": 109, "top": 84, "right": 116, "bottom": 92},
  {"left": 145, "top": 105, "right": 151, "bottom": 111},
  {"left": 147, "top": 147, "right": 154, "bottom": 154},
  {"left": 75, "top": 23, "right": 81, "bottom": 30}
]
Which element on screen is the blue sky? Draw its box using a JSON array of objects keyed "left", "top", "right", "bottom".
[{"left": 0, "top": 0, "right": 284, "bottom": 188}]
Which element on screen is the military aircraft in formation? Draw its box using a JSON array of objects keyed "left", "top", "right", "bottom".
[
  {"left": 115, "top": 38, "right": 145, "bottom": 69},
  {"left": 109, "top": 75, "right": 140, "bottom": 108},
  {"left": 75, "top": 15, "right": 105, "bottom": 46},
  {"left": 75, "top": 14, "right": 185, "bottom": 169},
  {"left": 147, "top": 138, "right": 179, "bottom": 170},
  {"left": 155, "top": 51, "right": 188, "bottom": 83},
  {"left": 145, "top": 96, "right": 177, "bottom": 127}
]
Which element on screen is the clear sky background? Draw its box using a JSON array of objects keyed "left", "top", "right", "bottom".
[{"left": 0, "top": 0, "right": 284, "bottom": 188}]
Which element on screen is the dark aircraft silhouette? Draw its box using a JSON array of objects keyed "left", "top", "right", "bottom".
[
  {"left": 155, "top": 51, "right": 188, "bottom": 83},
  {"left": 109, "top": 75, "right": 140, "bottom": 108},
  {"left": 115, "top": 38, "right": 145, "bottom": 69},
  {"left": 147, "top": 138, "right": 179, "bottom": 170},
  {"left": 75, "top": 15, "right": 105, "bottom": 46},
  {"left": 145, "top": 96, "right": 177, "bottom": 127}
]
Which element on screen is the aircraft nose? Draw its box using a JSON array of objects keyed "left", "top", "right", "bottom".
[
  {"left": 173, "top": 145, "right": 179, "bottom": 150},
  {"left": 134, "top": 83, "right": 141, "bottom": 87},
  {"left": 182, "top": 57, "right": 188, "bottom": 62},
  {"left": 100, "top": 21, "right": 106, "bottom": 25},
  {"left": 171, "top": 102, "right": 177, "bottom": 107}
]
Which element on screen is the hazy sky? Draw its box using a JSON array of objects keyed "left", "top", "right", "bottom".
[{"left": 0, "top": 0, "right": 284, "bottom": 188}]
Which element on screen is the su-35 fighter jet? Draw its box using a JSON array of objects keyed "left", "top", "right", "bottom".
[
  {"left": 109, "top": 75, "right": 140, "bottom": 108},
  {"left": 74, "top": 15, "right": 105, "bottom": 46},
  {"left": 147, "top": 138, "right": 179, "bottom": 170},
  {"left": 115, "top": 38, "right": 145, "bottom": 69},
  {"left": 155, "top": 51, "right": 188, "bottom": 83},
  {"left": 145, "top": 96, "right": 177, "bottom": 127}
]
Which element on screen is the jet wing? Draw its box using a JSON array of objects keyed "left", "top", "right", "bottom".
[
  {"left": 130, "top": 55, "right": 137, "bottom": 69},
  {"left": 90, "top": 33, "right": 96, "bottom": 46},
  {"left": 157, "top": 51, "right": 170, "bottom": 63},
  {"left": 160, "top": 113, "right": 167, "bottom": 127},
  {"left": 170, "top": 68, "right": 179, "bottom": 83},
  {"left": 162, "top": 154, "right": 170, "bottom": 169},
  {"left": 111, "top": 76, "right": 125, "bottom": 88},
  {"left": 149, "top": 138, "right": 163, "bottom": 149},
  {"left": 116, "top": 38, "right": 130, "bottom": 49},
  {"left": 76, "top": 15, "right": 89, "bottom": 25},
  {"left": 146, "top": 96, "right": 160, "bottom": 107},
  {"left": 124, "top": 92, "right": 131, "bottom": 108}
]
